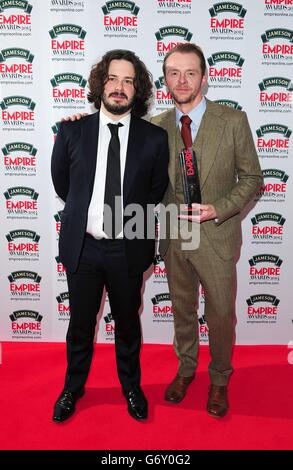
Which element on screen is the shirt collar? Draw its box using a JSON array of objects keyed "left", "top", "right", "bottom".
[
  {"left": 176, "top": 97, "right": 206, "bottom": 127},
  {"left": 100, "top": 108, "right": 131, "bottom": 127}
]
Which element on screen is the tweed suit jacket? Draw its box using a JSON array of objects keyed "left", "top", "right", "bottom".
[{"left": 151, "top": 99, "right": 263, "bottom": 260}]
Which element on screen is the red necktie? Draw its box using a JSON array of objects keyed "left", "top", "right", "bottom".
[{"left": 180, "top": 115, "right": 192, "bottom": 149}]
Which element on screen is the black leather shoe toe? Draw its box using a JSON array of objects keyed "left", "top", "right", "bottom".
[
  {"left": 53, "top": 389, "right": 85, "bottom": 423},
  {"left": 123, "top": 387, "right": 148, "bottom": 421}
]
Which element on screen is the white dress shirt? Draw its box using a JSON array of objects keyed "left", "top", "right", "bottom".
[{"left": 86, "top": 110, "right": 131, "bottom": 239}]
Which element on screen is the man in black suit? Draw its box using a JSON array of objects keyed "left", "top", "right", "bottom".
[{"left": 51, "top": 49, "right": 169, "bottom": 422}]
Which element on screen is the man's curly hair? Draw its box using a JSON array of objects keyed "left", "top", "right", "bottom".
[{"left": 87, "top": 49, "right": 153, "bottom": 117}]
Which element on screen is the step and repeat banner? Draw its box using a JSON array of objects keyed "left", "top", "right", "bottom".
[{"left": 1, "top": 0, "right": 292, "bottom": 345}]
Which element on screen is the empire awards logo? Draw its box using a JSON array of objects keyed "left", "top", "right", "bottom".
[
  {"left": 103, "top": 313, "right": 115, "bottom": 342},
  {"left": 2, "top": 141, "right": 37, "bottom": 176},
  {"left": 256, "top": 123, "right": 291, "bottom": 159},
  {"left": 257, "top": 168, "right": 289, "bottom": 203},
  {"left": 102, "top": 1, "right": 140, "bottom": 39},
  {"left": 261, "top": 28, "right": 293, "bottom": 65},
  {"left": 1, "top": 95, "right": 35, "bottom": 131},
  {"left": 151, "top": 293, "right": 173, "bottom": 323},
  {"left": 55, "top": 255, "right": 66, "bottom": 281},
  {"left": 248, "top": 254, "right": 283, "bottom": 285},
  {"left": 157, "top": 0, "right": 192, "bottom": 15},
  {"left": 10, "top": 310, "right": 42, "bottom": 339},
  {"left": 0, "top": 47, "right": 33, "bottom": 85},
  {"left": 51, "top": 73, "right": 87, "bottom": 109},
  {"left": 153, "top": 254, "right": 167, "bottom": 284},
  {"left": 246, "top": 294, "right": 280, "bottom": 324},
  {"left": 8, "top": 270, "right": 41, "bottom": 301},
  {"left": 56, "top": 291, "right": 70, "bottom": 320},
  {"left": 258, "top": 77, "right": 292, "bottom": 113},
  {"left": 50, "top": 0, "right": 84, "bottom": 13},
  {"left": 208, "top": 51, "right": 244, "bottom": 89},
  {"left": 0, "top": 0, "right": 32, "bottom": 37},
  {"left": 264, "top": 0, "right": 293, "bottom": 17},
  {"left": 214, "top": 99, "right": 242, "bottom": 110},
  {"left": 154, "top": 76, "right": 173, "bottom": 112},
  {"left": 209, "top": 2, "right": 246, "bottom": 40},
  {"left": 198, "top": 314, "right": 209, "bottom": 344},
  {"left": 6, "top": 229, "right": 40, "bottom": 261},
  {"left": 4, "top": 186, "right": 38, "bottom": 219},
  {"left": 54, "top": 211, "right": 62, "bottom": 236},
  {"left": 49, "top": 24, "right": 86, "bottom": 62},
  {"left": 251, "top": 212, "right": 286, "bottom": 245},
  {"left": 155, "top": 25, "right": 193, "bottom": 62}
]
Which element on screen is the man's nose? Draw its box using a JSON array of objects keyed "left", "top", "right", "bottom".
[
  {"left": 115, "top": 80, "right": 124, "bottom": 91},
  {"left": 178, "top": 73, "right": 187, "bottom": 84}
]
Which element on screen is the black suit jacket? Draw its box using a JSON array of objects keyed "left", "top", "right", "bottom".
[{"left": 51, "top": 112, "right": 169, "bottom": 275}]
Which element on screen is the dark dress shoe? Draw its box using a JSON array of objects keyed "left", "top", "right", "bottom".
[
  {"left": 123, "top": 387, "right": 148, "bottom": 421},
  {"left": 52, "top": 389, "right": 85, "bottom": 423},
  {"left": 207, "top": 384, "right": 228, "bottom": 418},
  {"left": 165, "top": 373, "right": 195, "bottom": 403}
]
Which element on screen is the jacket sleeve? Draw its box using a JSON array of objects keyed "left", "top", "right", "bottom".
[
  {"left": 51, "top": 122, "right": 70, "bottom": 203},
  {"left": 213, "top": 111, "right": 263, "bottom": 225},
  {"left": 149, "top": 129, "right": 170, "bottom": 205}
]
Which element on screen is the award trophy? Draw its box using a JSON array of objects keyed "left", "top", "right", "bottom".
[{"left": 179, "top": 148, "right": 201, "bottom": 210}]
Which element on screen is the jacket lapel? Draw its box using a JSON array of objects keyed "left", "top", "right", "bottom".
[
  {"left": 81, "top": 111, "right": 99, "bottom": 195},
  {"left": 196, "top": 99, "right": 225, "bottom": 190},
  {"left": 123, "top": 114, "right": 145, "bottom": 203}
]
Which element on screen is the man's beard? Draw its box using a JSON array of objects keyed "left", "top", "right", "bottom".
[
  {"left": 102, "top": 92, "right": 134, "bottom": 115},
  {"left": 170, "top": 90, "right": 197, "bottom": 105}
]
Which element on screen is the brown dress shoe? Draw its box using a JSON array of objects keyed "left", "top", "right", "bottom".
[
  {"left": 165, "top": 373, "right": 195, "bottom": 403},
  {"left": 207, "top": 384, "right": 228, "bottom": 418}
]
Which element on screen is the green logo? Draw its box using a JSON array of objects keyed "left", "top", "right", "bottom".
[
  {"left": 8, "top": 271, "right": 41, "bottom": 282},
  {"left": 6, "top": 229, "right": 40, "bottom": 241},
  {"left": 258, "top": 77, "right": 293, "bottom": 91},
  {"left": 0, "top": 48, "right": 34, "bottom": 62},
  {"left": 49, "top": 24, "right": 87, "bottom": 39},
  {"left": 251, "top": 212, "right": 286, "bottom": 226},
  {"left": 215, "top": 99, "right": 242, "bottom": 110},
  {"left": 151, "top": 293, "right": 170, "bottom": 305},
  {"left": 261, "top": 28, "right": 293, "bottom": 43},
  {"left": 50, "top": 73, "right": 87, "bottom": 88},
  {"left": 262, "top": 169, "right": 289, "bottom": 182},
  {"left": 0, "top": 95, "right": 35, "bottom": 110},
  {"left": 2, "top": 142, "right": 37, "bottom": 156},
  {"left": 102, "top": 1, "right": 140, "bottom": 15},
  {"left": 154, "top": 76, "right": 165, "bottom": 90},
  {"left": 0, "top": 0, "right": 32, "bottom": 13},
  {"left": 56, "top": 292, "right": 69, "bottom": 303},
  {"left": 155, "top": 26, "right": 193, "bottom": 41},
  {"left": 10, "top": 310, "right": 42, "bottom": 322},
  {"left": 208, "top": 51, "right": 244, "bottom": 66},
  {"left": 256, "top": 124, "right": 292, "bottom": 138},
  {"left": 209, "top": 2, "right": 246, "bottom": 17},
  {"left": 246, "top": 295, "right": 279, "bottom": 306},
  {"left": 4, "top": 186, "right": 38, "bottom": 200},
  {"left": 249, "top": 255, "right": 283, "bottom": 267}
]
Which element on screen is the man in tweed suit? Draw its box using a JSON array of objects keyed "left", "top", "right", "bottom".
[{"left": 152, "top": 43, "right": 263, "bottom": 417}]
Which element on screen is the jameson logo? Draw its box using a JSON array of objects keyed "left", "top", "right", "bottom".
[
  {"left": 214, "top": 99, "right": 242, "bottom": 109},
  {"left": 54, "top": 211, "right": 63, "bottom": 234},
  {"left": 0, "top": 48, "right": 34, "bottom": 82},
  {"left": 56, "top": 291, "right": 70, "bottom": 318},
  {"left": 51, "top": 73, "right": 87, "bottom": 109},
  {"left": 208, "top": 51, "right": 244, "bottom": 87},
  {"left": 6, "top": 229, "right": 40, "bottom": 259},
  {"left": 246, "top": 294, "right": 280, "bottom": 323},
  {"left": 261, "top": 28, "right": 293, "bottom": 62},
  {"left": 156, "top": 26, "right": 193, "bottom": 60},
  {"left": 49, "top": 24, "right": 86, "bottom": 61},
  {"left": 156, "top": 0, "right": 192, "bottom": 14},
  {"left": 0, "top": 47, "right": 33, "bottom": 62},
  {"left": 104, "top": 313, "right": 115, "bottom": 339},
  {"left": 154, "top": 76, "right": 173, "bottom": 110},
  {"left": 251, "top": 212, "right": 286, "bottom": 244},
  {"left": 256, "top": 124, "right": 291, "bottom": 158},
  {"left": 2, "top": 141, "right": 37, "bottom": 175},
  {"left": 153, "top": 254, "right": 167, "bottom": 283},
  {"left": 8, "top": 270, "right": 41, "bottom": 300},
  {"left": 10, "top": 310, "right": 42, "bottom": 337},
  {"left": 0, "top": 0, "right": 32, "bottom": 35},
  {"left": 264, "top": 0, "right": 293, "bottom": 16},
  {"left": 257, "top": 168, "right": 289, "bottom": 202},
  {"left": 151, "top": 293, "right": 173, "bottom": 321},
  {"left": 55, "top": 255, "right": 66, "bottom": 278},
  {"left": 102, "top": 1, "right": 139, "bottom": 38},
  {"left": 0, "top": 95, "right": 35, "bottom": 130},
  {"left": 4, "top": 186, "right": 38, "bottom": 218},
  {"left": 258, "top": 77, "right": 292, "bottom": 112},
  {"left": 209, "top": 2, "right": 246, "bottom": 39},
  {"left": 249, "top": 254, "right": 283, "bottom": 285}
]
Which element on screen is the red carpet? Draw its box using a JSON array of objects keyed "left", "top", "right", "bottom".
[{"left": 0, "top": 343, "right": 292, "bottom": 450}]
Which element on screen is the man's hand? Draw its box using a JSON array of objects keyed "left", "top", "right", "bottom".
[
  {"left": 61, "top": 113, "right": 88, "bottom": 122},
  {"left": 179, "top": 203, "right": 217, "bottom": 223}
]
